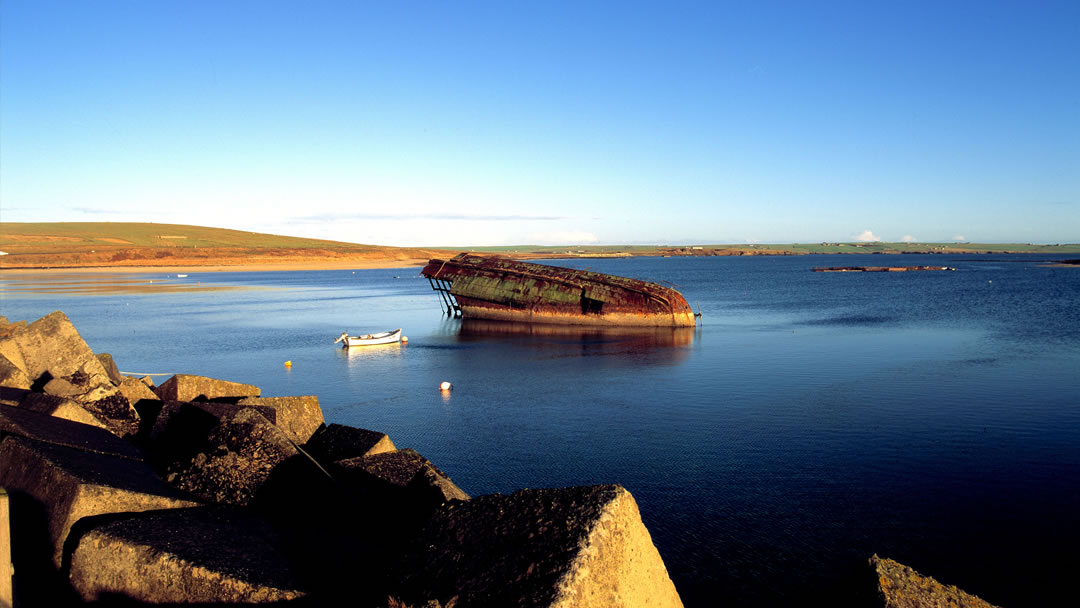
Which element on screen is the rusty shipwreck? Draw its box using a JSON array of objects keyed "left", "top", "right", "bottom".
[{"left": 420, "top": 254, "right": 697, "bottom": 327}]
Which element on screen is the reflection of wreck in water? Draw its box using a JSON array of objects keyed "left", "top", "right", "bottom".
[
  {"left": 459, "top": 318, "right": 696, "bottom": 347},
  {"left": 421, "top": 254, "right": 697, "bottom": 327},
  {"left": 457, "top": 319, "right": 694, "bottom": 364}
]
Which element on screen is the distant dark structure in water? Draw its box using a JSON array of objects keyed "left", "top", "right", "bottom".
[
  {"left": 812, "top": 265, "right": 955, "bottom": 272},
  {"left": 421, "top": 253, "right": 698, "bottom": 327}
]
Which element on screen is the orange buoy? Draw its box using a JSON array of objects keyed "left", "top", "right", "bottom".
[{"left": 439, "top": 381, "right": 452, "bottom": 391}]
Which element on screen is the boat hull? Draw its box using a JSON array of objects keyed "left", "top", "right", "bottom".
[
  {"left": 340, "top": 329, "right": 402, "bottom": 346},
  {"left": 421, "top": 254, "right": 697, "bottom": 327}
]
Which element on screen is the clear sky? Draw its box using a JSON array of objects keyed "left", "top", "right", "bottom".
[{"left": 2, "top": 1, "right": 1077, "bottom": 246}]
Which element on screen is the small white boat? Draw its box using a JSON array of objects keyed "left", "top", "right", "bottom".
[{"left": 335, "top": 329, "right": 402, "bottom": 347}]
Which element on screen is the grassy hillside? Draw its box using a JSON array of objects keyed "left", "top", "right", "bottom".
[
  {"left": 0, "top": 222, "right": 368, "bottom": 250},
  {"left": 2, "top": 222, "right": 1076, "bottom": 270},
  {"left": 0, "top": 222, "right": 456, "bottom": 269}
]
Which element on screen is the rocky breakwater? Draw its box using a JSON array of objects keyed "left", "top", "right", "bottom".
[{"left": 0, "top": 311, "right": 684, "bottom": 607}]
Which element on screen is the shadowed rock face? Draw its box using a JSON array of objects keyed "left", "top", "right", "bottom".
[
  {"left": 871, "top": 555, "right": 1000, "bottom": 608},
  {"left": 69, "top": 507, "right": 309, "bottom": 603},
  {"left": 0, "top": 311, "right": 687, "bottom": 606},
  {"left": 333, "top": 448, "right": 469, "bottom": 510},
  {"left": 303, "top": 422, "right": 396, "bottom": 462},
  {"left": 393, "top": 485, "right": 683, "bottom": 608},
  {"left": 0, "top": 435, "right": 200, "bottom": 568},
  {"left": 164, "top": 407, "right": 331, "bottom": 507},
  {"left": 0, "top": 403, "right": 143, "bottom": 460}
]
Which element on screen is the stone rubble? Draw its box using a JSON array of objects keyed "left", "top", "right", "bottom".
[
  {"left": 0, "top": 310, "right": 1003, "bottom": 606},
  {"left": 0, "top": 311, "right": 687, "bottom": 606}
]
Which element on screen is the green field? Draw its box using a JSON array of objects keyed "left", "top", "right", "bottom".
[
  {"left": 2, "top": 222, "right": 1077, "bottom": 257},
  {"left": 0, "top": 222, "right": 369, "bottom": 250}
]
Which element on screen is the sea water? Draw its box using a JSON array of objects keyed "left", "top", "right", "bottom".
[{"left": 2, "top": 254, "right": 1078, "bottom": 607}]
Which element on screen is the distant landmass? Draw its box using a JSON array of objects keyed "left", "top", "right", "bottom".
[{"left": 1, "top": 222, "right": 1077, "bottom": 271}]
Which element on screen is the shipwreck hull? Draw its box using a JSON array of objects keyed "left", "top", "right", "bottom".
[{"left": 421, "top": 254, "right": 697, "bottom": 327}]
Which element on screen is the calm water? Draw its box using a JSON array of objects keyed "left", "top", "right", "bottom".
[{"left": 2, "top": 255, "right": 1078, "bottom": 607}]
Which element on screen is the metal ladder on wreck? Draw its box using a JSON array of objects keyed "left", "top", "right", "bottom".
[{"left": 426, "top": 277, "right": 461, "bottom": 317}]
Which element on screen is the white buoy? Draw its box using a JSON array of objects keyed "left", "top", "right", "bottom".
[
  {"left": 439, "top": 381, "right": 452, "bottom": 391},
  {"left": 402, "top": 336, "right": 409, "bottom": 343}
]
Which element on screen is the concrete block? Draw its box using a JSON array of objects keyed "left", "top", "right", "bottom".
[
  {"left": 117, "top": 376, "right": 158, "bottom": 405},
  {"left": 394, "top": 485, "right": 683, "bottom": 608},
  {"left": 9, "top": 311, "right": 107, "bottom": 383},
  {"left": 21, "top": 389, "right": 140, "bottom": 440},
  {"left": 0, "top": 436, "right": 200, "bottom": 568},
  {"left": 19, "top": 393, "right": 109, "bottom": 431},
  {"left": 145, "top": 400, "right": 276, "bottom": 467},
  {"left": 42, "top": 377, "right": 82, "bottom": 398},
  {"left": 0, "top": 404, "right": 144, "bottom": 460},
  {"left": 303, "top": 423, "right": 396, "bottom": 464},
  {"left": 334, "top": 448, "right": 468, "bottom": 503},
  {"left": 870, "top": 555, "right": 999, "bottom": 608},
  {"left": 237, "top": 395, "right": 325, "bottom": 445},
  {"left": 153, "top": 373, "right": 260, "bottom": 402},
  {"left": 0, "top": 488, "right": 12, "bottom": 608},
  {"left": 165, "top": 408, "right": 327, "bottom": 507},
  {"left": 69, "top": 507, "right": 309, "bottom": 603},
  {"left": 0, "top": 355, "right": 30, "bottom": 391},
  {"left": 94, "top": 352, "right": 125, "bottom": 386}
]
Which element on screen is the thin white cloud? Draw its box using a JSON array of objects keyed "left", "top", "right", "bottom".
[
  {"left": 901, "top": 235, "right": 917, "bottom": 242},
  {"left": 953, "top": 234, "right": 967, "bottom": 241},
  {"left": 855, "top": 230, "right": 881, "bottom": 242}
]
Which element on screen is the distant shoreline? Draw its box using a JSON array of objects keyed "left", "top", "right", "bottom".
[
  {"left": 4, "top": 250, "right": 1079, "bottom": 275},
  {"left": 0, "top": 258, "right": 434, "bottom": 274}
]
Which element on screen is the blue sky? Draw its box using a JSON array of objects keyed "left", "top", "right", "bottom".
[{"left": 2, "top": 1, "right": 1077, "bottom": 246}]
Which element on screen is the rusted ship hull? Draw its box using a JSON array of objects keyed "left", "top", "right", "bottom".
[
  {"left": 812, "top": 266, "right": 955, "bottom": 272},
  {"left": 421, "top": 254, "right": 697, "bottom": 327}
]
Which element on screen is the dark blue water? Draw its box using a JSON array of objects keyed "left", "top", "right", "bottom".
[{"left": 3, "top": 255, "right": 1078, "bottom": 607}]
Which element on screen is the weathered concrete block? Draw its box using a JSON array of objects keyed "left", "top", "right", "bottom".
[
  {"left": 870, "top": 555, "right": 999, "bottom": 608},
  {"left": 69, "top": 507, "right": 309, "bottom": 603},
  {"left": 0, "top": 404, "right": 143, "bottom": 460},
  {"left": 94, "top": 352, "right": 125, "bottom": 386},
  {"left": 0, "top": 353, "right": 31, "bottom": 390},
  {"left": 394, "top": 485, "right": 683, "bottom": 608},
  {"left": 21, "top": 389, "right": 140, "bottom": 439},
  {"left": 42, "top": 377, "right": 83, "bottom": 398},
  {"left": 0, "top": 336, "right": 27, "bottom": 379},
  {"left": 0, "top": 386, "right": 22, "bottom": 407},
  {"left": 9, "top": 311, "right": 108, "bottom": 383},
  {"left": 19, "top": 392, "right": 109, "bottom": 431},
  {"left": 237, "top": 395, "right": 325, "bottom": 445},
  {"left": 117, "top": 375, "right": 158, "bottom": 405},
  {"left": 0, "top": 436, "right": 200, "bottom": 567},
  {"left": 165, "top": 408, "right": 325, "bottom": 507},
  {"left": 332, "top": 449, "right": 469, "bottom": 524},
  {"left": 0, "top": 488, "right": 12, "bottom": 608},
  {"left": 144, "top": 400, "right": 277, "bottom": 466},
  {"left": 154, "top": 373, "right": 261, "bottom": 402},
  {"left": 303, "top": 422, "right": 396, "bottom": 464}
]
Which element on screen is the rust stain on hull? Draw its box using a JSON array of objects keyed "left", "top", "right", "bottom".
[{"left": 421, "top": 254, "right": 697, "bottom": 327}]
